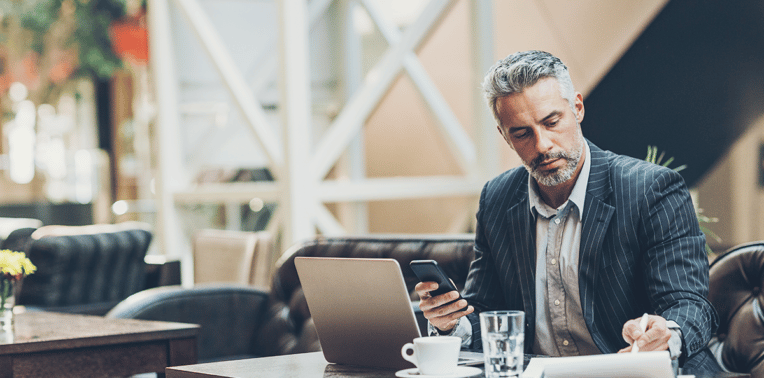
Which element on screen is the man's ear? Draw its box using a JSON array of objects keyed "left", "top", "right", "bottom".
[{"left": 575, "top": 92, "right": 585, "bottom": 123}]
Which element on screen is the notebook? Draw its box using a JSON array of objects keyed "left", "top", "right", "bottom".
[
  {"left": 294, "top": 257, "right": 482, "bottom": 370},
  {"left": 522, "top": 351, "right": 675, "bottom": 378}
]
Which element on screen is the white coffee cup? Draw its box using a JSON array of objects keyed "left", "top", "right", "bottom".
[{"left": 401, "top": 336, "right": 461, "bottom": 375}]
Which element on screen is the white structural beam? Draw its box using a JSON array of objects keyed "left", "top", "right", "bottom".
[
  {"left": 147, "top": 0, "right": 192, "bottom": 285},
  {"left": 472, "top": 0, "right": 499, "bottom": 180},
  {"left": 248, "top": 0, "right": 334, "bottom": 96},
  {"left": 147, "top": 0, "right": 494, "bottom": 267},
  {"left": 404, "top": 54, "right": 477, "bottom": 173},
  {"left": 361, "top": 0, "right": 476, "bottom": 174},
  {"left": 339, "top": 0, "right": 369, "bottom": 234},
  {"left": 278, "top": 0, "right": 315, "bottom": 246},
  {"left": 173, "top": 182, "right": 281, "bottom": 203},
  {"left": 317, "top": 176, "right": 483, "bottom": 202},
  {"left": 174, "top": 0, "right": 284, "bottom": 176},
  {"left": 311, "top": 0, "right": 458, "bottom": 182},
  {"left": 313, "top": 203, "right": 347, "bottom": 235}
]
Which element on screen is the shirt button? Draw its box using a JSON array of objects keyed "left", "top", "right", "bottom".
[
  {"left": 563, "top": 340, "right": 569, "bottom": 346},
  {"left": 550, "top": 258, "right": 557, "bottom": 265},
  {"left": 554, "top": 218, "right": 561, "bottom": 224},
  {"left": 554, "top": 299, "right": 560, "bottom": 306}
]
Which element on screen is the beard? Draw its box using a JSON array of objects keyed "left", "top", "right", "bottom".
[{"left": 522, "top": 131, "right": 584, "bottom": 187}]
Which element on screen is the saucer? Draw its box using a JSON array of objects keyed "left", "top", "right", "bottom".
[{"left": 395, "top": 366, "right": 482, "bottom": 378}]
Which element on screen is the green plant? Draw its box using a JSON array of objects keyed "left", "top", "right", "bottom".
[
  {"left": 19, "top": 0, "right": 127, "bottom": 79},
  {"left": 645, "top": 146, "right": 720, "bottom": 254},
  {"left": 0, "top": 0, "right": 129, "bottom": 108},
  {"left": 645, "top": 145, "right": 687, "bottom": 172}
]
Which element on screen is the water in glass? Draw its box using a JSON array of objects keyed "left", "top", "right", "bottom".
[
  {"left": 484, "top": 331, "right": 524, "bottom": 377},
  {"left": 480, "top": 311, "right": 524, "bottom": 378}
]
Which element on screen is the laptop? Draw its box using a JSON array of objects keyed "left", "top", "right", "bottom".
[{"left": 294, "top": 257, "right": 483, "bottom": 370}]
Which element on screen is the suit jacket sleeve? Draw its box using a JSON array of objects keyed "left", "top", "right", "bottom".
[{"left": 639, "top": 168, "right": 718, "bottom": 362}]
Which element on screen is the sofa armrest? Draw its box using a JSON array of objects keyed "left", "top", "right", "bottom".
[{"left": 107, "top": 284, "right": 270, "bottom": 362}]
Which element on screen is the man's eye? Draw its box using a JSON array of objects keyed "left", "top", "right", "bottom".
[
  {"left": 547, "top": 120, "right": 559, "bottom": 127},
  {"left": 512, "top": 130, "right": 529, "bottom": 139}
]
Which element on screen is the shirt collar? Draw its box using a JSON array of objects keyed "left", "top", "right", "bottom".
[{"left": 528, "top": 141, "right": 591, "bottom": 216}]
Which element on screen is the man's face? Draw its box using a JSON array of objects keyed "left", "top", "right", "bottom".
[{"left": 495, "top": 77, "right": 585, "bottom": 187}]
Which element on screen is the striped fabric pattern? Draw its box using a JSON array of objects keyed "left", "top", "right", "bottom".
[{"left": 463, "top": 140, "right": 718, "bottom": 365}]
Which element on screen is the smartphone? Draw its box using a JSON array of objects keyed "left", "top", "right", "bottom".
[{"left": 409, "top": 260, "right": 460, "bottom": 298}]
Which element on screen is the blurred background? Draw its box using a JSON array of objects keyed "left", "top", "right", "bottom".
[{"left": 0, "top": 0, "right": 762, "bottom": 283}]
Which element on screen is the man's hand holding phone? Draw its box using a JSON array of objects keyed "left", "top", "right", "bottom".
[
  {"left": 410, "top": 260, "right": 474, "bottom": 333},
  {"left": 415, "top": 281, "right": 474, "bottom": 332}
]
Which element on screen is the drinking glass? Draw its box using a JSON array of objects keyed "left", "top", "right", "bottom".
[{"left": 480, "top": 310, "right": 525, "bottom": 377}]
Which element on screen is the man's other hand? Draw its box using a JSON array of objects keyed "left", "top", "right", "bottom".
[
  {"left": 415, "top": 281, "right": 474, "bottom": 333},
  {"left": 618, "top": 314, "right": 671, "bottom": 353}
]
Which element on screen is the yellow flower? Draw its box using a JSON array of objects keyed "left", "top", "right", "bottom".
[{"left": 0, "top": 250, "right": 36, "bottom": 280}]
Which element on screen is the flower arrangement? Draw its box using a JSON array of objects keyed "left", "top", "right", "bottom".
[{"left": 0, "top": 250, "right": 36, "bottom": 311}]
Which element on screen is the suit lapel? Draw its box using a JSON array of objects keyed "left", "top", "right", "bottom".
[
  {"left": 578, "top": 142, "right": 615, "bottom": 347},
  {"left": 504, "top": 180, "right": 537, "bottom": 337}
]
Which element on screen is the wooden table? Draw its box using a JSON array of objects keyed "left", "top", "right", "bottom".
[
  {"left": 166, "top": 351, "right": 750, "bottom": 378},
  {"left": 167, "top": 352, "right": 394, "bottom": 378},
  {"left": 0, "top": 311, "right": 199, "bottom": 377}
]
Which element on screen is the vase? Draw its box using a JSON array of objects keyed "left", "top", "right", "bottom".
[{"left": 0, "top": 279, "right": 16, "bottom": 332}]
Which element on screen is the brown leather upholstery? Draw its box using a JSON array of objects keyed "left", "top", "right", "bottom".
[
  {"left": 254, "top": 234, "right": 475, "bottom": 356},
  {"left": 108, "top": 234, "right": 475, "bottom": 361},
  {"left": 708, "top": 242, "right": 764, "bottom": 377}
]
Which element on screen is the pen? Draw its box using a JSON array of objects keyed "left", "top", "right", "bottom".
[{"left": 632, "top": 313, "right": 649, "bottom": 353}]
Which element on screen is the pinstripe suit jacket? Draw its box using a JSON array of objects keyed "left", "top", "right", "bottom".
[{"left": 463, "top": 140, "right": 718, "bottom": 366}]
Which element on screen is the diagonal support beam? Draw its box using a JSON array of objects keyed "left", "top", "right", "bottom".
[
  {"left": 248, "top": 0, "right": 335, "bottom": 95},
  {"left": 310, "top": 0, "right": 458, "bottom": 181},
  {"left": 313, "top": 203, "right": 347, "bottom": 235},
  {"left": 174, "top": 0, "right": 284, "bottom": 175},
  {"left": 361, "top": 0, "right": 476, "bottom": 174}
]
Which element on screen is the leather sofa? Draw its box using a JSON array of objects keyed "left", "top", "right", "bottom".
[
  {"left": 107, "top": 234, "right": 764, "bottom": 372},
  {"left": 3, "top": 222, "right": 158, "bottom": 315},
  {"left": 708, "top": 242, "right": 764, "bottom": 377},
  {"left": 107, "top": 234, "right": 475, "bottom": 362}
]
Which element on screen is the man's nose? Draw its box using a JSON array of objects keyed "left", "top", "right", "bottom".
[{"left": 535, "top": 129, "right": 554, "bottom": 154}]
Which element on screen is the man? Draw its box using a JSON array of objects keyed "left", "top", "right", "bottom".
[{"left": 416, "top": 50, "right": 720, "bottom": 370}]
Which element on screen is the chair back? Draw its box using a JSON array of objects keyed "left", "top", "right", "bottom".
[
  {"left": 708, "top": 241, "right": 764, "bottom": 376},
  {"left": 107, "top": 284, "right": 270, "bottom": 362},
  {"left": 18, "top": 222, "right": 153, "bottom": 314},
  {"left": 192, "top": 229, "right": 274, "bottom": 288},
  {"left": 0, "top": 217, "right": 42, "bottom": 241}
]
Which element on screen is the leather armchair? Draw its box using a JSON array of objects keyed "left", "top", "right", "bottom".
[
  {"left": 107, "top": 284, "right": 270, "bottom": 362},
  {"left": 708, "top": 242, "right": 764, "bottom": 377},
  {"left": 6, "top": 223, "right": 154, "bottom": 315},
  {"left": 107, "top": 234, "right": 476, "bottom": 362}
]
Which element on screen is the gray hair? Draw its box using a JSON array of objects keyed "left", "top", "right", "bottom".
[{"left": 482, "top": 50, "right": 576, "bottom": 122}]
